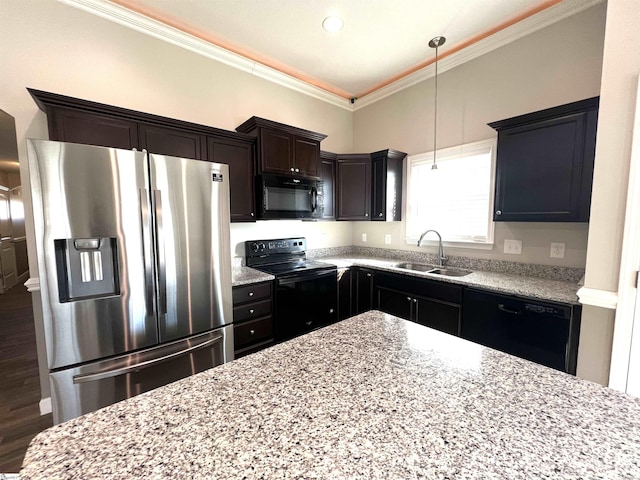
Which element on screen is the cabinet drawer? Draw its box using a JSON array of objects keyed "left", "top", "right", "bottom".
[
  {"left": 233, "top": 299, "right": 271, "bottom": 322},
  {"left": 232, "top": 282, "right": 271, "bottom": 304},
  {"left": 234, "top": 316, "right": 273, "bottom": 348}
]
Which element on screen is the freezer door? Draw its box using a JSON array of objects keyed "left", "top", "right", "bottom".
[
  {"left": 27, "top": 140, "right": 158, "bottom": 370},
  {"left": 149, "top": 154, "right": 232, "bottom": 342},
  {"left": 49, "top": 325, "right": 234, "bottom": 424}
]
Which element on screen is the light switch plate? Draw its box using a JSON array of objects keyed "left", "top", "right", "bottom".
[
  {"left": 504, "top": 239, "right": 522, "bottom": 255},
  {"left": 362, "top": 233, "right": 367, "bottom": 242},
  {"left": 550, "top": 242, "right": 566, "bottom": 258},
  {"left": 384, "top": 234, "right": 391, "bottom": 244}
]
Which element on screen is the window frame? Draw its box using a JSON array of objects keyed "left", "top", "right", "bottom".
[{"left": 404, "top": 138, "right": 497, "bottom": 250}]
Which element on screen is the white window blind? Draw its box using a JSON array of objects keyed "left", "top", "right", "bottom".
[{"left": 406, "top": 139, "right": 495, "bottom": 246}]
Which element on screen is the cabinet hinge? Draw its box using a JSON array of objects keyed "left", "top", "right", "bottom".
[{"left": 636, "top": 270, "right": 640, "bottom": 289}]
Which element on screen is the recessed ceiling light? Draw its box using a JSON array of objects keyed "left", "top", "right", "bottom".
[{"left": 322, "top": 16, "right": 344, "bottom": 33}]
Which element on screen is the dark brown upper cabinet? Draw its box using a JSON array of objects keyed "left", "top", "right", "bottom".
[
  {"left": 336, "top": 154, "right": 371, "bottom": 220},
  {"left": 45, "top": 105, "right": 139, "bottom": 150},
  {"left": 236, "top": 117, "right": 326, "bottom": 179},
  {"left": 207, "top": 137, "right": 255, "bottom": 222},
  {"left": 370, "top": 149, "right": 406, "bottom": 222},
  {"left": 489, "top": 97, "right": 598, "bottom": 222},
  {"left": 28, "top": 88, "right": 257, "bottom": 223},
  {"left": 320, "top": 151, "right": 337, "bottom": 220},
  {"left": 138, "top": 123, "right": 204, "bottom": 160}
]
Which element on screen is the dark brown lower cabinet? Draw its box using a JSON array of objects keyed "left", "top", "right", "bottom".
[
  {"left": 232, "top": 281, "right": 274, "bottom": 358},
  {"left": 354, "top": 267, "right": 375, "bottom": 314},
  {"left": 374, "top": 273, "right": 462, "bottom": 336},
  {"left": 337, "top": 267, "right": 352, "bottom": 320}
]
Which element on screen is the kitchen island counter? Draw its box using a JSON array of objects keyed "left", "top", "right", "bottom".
[{"left": 21, "top": 311, "right": 640, "bottom": 479}]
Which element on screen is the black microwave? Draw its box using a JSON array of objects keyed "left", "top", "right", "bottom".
[{"left": 256, "top": 174, "right": 324, "bottom": 220}]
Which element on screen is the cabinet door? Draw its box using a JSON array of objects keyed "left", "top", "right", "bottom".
[
  {"left": 337, "top": 268, "right": 352, "bottom": 320},
  {"left": 355, "top": 268, "right": 374, "bottom": 314},
  {"left": 494, "top": 112, "right": 588, "bottom": 222},
  {"left": 320, "top": 154, "right": 336, "bottom": 220},
  {"left": 375, "top": 285, "right": 412, "bottom": 320},
  {"left": 139, "top": 123, "right": 204, "bottom": 160},
  {"left": 259, "top": 128, "right": 293, "bottom": 175},
  {"left": 207, "top": 137, "right": 256, "bottom": 222},
  {"left": 337, "top": 155, "right": 371, "bottom": 220},
  {"left": 371, "top": 155, "right": 386, "bottom": 221},
  {"left": 293, "top": 136, "right": 320, "bottom": 178},
  {"left": 48, "top": 106, "right": 138, "bottom": 149},
  {"left": 413, "top": 296, "right": 460, "bottom": 336}
]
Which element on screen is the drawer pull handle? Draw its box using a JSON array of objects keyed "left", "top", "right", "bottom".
[
  {"left": 250, "top": 329, "right": 255, "bottom": 335},
  {"left": 249, "top": 309, "right": 254, "bottom": 314},
  {"left": 248, "top": 292, "right": 254, "bottom": 297}
]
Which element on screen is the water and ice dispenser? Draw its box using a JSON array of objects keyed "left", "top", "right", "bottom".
[{"left": 55, "top": 237, "right": 120, "bottom": 302}]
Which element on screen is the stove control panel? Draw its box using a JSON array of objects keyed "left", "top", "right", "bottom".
[{"left": 245, "top": 237, "right": 307, "bottom": 257}]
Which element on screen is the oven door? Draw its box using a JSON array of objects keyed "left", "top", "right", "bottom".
[
  {"left": 274, "top": 268, "right": 337, "bottom": 341},
  {"left": 258, "top": 174, "right": 323, "bottom": 220}
]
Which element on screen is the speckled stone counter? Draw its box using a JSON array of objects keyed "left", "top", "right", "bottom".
[
  {"left": 318, "top": 256, "right": 581, "bottom": 304},
  {"left": 22, "top": 311, "right": 640, "bottom": 479},
  {"left": 231, "top": 265, "right": 274, "bottom": 287}
]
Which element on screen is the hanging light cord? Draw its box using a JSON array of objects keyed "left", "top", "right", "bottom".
[{"left": 429, "top": 36, "right": 446, "bottom": 170}]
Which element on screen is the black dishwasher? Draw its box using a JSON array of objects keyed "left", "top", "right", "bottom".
[{"left": 461, "top": 288, "right": 580, "bottom": 374}]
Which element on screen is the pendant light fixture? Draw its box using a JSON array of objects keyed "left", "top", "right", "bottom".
[{"left": 428, "top": 36, "right": 446, "bottom": 170}]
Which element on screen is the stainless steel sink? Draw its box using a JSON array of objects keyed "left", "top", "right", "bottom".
[
  {"left": 395, "top": 262, "right": 472, "bottom": 277},
  {"left": 395, "top": 262, "right": 434, "bottom": 272},
  {"left": 427, "top": 268, "right": 472, "bottom": 277}
]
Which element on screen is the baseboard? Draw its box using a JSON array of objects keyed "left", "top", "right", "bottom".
[
  {"left": 39, "top": 397, "right": 52, "bottom": 416},
  {"left": 16, "top": 271, "right": 29, "bottom": 284}
]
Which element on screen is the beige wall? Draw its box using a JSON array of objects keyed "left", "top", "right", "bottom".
[
  {"left": 577, "top": 0, "right": 640, "bottom": 385},
  {"left": 352, "top": 5, "right": 606, "bottom": 269}
]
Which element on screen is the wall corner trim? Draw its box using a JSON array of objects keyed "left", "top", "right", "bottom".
[
  {"left": 576, "top": 287, "right": 618, "bottom": 309},
  {"left": 25, "top": 277, "right": 40, "bottom": 292},
  {"left": 39, "top": 397, "right": 52, "bottom": 416}
]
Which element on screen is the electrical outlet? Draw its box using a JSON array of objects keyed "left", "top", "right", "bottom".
[
  {"left": 384, "top": 234, "right": 391, "bottom": 244},
  {"left": 550, "top": 242, "right": 566, "bottom": 259},
  {"left": 362, "top": 233, "right": 367, "bottom": 242},
  {"left": 504, "top": 239, "right": 522, "bottom": 255}
]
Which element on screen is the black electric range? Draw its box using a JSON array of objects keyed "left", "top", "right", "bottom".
[{"left": 245, "top": 238, "right": 337, "bottom": 341}]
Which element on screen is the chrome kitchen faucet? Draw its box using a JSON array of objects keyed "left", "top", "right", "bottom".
[{"left": 417, "top": 229, "right": 446, "bottom": 267}]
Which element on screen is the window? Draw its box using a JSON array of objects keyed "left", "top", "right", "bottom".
[{"left": 406, "top": 139, "right": 495, "bottom": 247}]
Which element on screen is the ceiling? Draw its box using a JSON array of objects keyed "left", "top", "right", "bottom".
[{"left": 102, "top": 0, "right": 594, "bottom": 101}]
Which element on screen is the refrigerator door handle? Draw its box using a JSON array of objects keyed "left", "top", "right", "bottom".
[
  {"left": 72, "top": 333, "right": 223, "bottom": 384},
  {"left": 139, "top": 188, "right": 154, "bottom": 313},
  {"left": 154, "top": 189, "right": 167, "bottom": 314}
]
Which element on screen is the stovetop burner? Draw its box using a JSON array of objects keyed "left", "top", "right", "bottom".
[{"left": 245, "top": 238, "right": 335, "bottom": 276}]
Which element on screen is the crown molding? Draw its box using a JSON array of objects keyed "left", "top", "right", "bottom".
[
  {"left": 353, "top": 0, "right": 605, "bottom": 110},
  {"left": 57, "top": 0, "right": 354, "bottom": 111},
  {"left": 59, "top": 0, "right": 603, "bottom": 112}
]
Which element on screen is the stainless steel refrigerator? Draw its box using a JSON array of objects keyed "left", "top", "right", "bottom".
[{"left": 27, "top": 139, "right": 234, "bottom": 424}]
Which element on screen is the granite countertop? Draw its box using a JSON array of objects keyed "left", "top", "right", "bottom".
[
  {"left": 22, "top": 311, "right": 640, "bottom": 479},
  {"left": 231, "top": 265, "right": 274, "bottom": 287},
  {"left": 318, "top": 255, "right": 581, "bottom": 304}
]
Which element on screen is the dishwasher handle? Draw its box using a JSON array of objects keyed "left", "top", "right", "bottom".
[{"left": 497, "top": 303, "right": 522, "bottom": 315}]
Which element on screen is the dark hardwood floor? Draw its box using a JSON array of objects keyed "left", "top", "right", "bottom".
[{"left": 0, "top": 283, "right": 52, "bottom": 473}]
